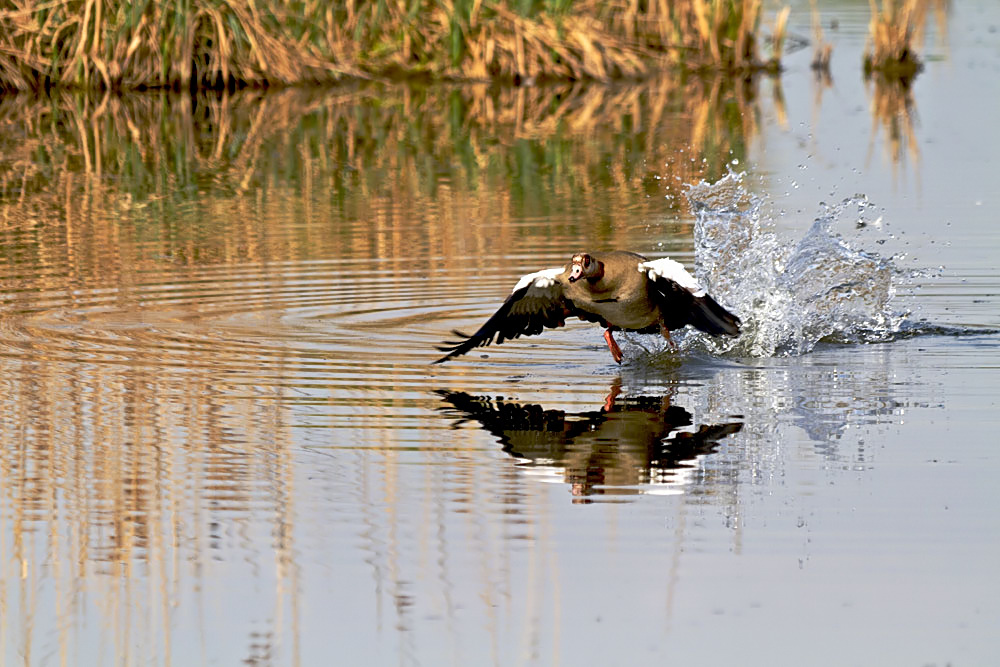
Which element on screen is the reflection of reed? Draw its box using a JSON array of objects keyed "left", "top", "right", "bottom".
[
  {"left": 0, "top": 77, "right": 765, "bottom": 212},
  {"left": 866, "top": 74, "right": 920, "bottom": 173},
  {"left": 0, "top": 347, "right": 301, "bottom": 662},
  {"left": 0, "top": 80, "right": 772, "bottom": 320}
]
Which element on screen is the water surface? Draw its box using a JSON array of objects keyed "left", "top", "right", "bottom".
[{"left": 1, "top": 2, "right": 999, "bottom": 665}]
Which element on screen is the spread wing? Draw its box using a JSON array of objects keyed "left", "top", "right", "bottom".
[
  {"left": 434, "top": 268, "right": 572, "bottom": 363},
  {"left": 640, "top": 258, "right": 741, "bottom": 336}
]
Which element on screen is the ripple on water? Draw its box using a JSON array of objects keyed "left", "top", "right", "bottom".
[{"left": 0, "top": 257, "right": 464, "bottom": 380}]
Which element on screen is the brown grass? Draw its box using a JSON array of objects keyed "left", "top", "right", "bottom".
[
  {"left": 863, "top": 0, "right": 931, "bottom": 80},
  {"left": 809, "top": 0, "right": 832, "bottom": 76},
  {"left": 0, "top": 0, "right": 789, "bottom": 91},
  {"left": 0, "top": 0, "right": 359, "bottom": 91}
]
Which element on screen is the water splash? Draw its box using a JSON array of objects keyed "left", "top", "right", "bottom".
[{"left": 681, "top": 171, "right": 913, "bottom": 357}]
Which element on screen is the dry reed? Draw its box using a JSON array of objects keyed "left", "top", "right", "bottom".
[
  {"left": 810, "top": 0, "right": 832, "bottom": 76},
  {"left": 0, "top": 0, "right": 789, "bottom": 91},
  {"left": 863, "top": 0, "right": 930, "bottom": 79}
]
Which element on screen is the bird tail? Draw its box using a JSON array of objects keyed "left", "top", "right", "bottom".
[{"left": 688, "top": 294, "right": 741, "bottom": 336}]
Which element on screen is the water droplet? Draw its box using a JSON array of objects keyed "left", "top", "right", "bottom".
[{"left": 685, "top": 172, "right": 908, "bottom": 359}]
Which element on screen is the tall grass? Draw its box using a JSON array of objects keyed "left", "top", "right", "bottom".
[
  {"left": 809, "top": 0, "right": 832, "bottom": 76},
  {"left": 0, "top": 0, "right": 788, "bottom": 91},
  {"left": 863, "top": 0, "right": 932, "bottom": 79},
  {"left": 0, "top": 0, "right": 353, "bottom": 91}
]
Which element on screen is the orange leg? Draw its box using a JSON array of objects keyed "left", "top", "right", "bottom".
[
  {"left": 603, "top": 380, "right": 622, "bottom": 412},
  {"left": 660, "top": 324, "right": 678, "bottom": 352},
  {"left": 603, "top": 328, "right": 623, "bottom": 364}
]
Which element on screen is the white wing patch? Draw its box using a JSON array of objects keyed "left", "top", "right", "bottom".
[
  {"left": 512, "top": 267, "right": 563, "bottom": 293},
  {"left": 639, "top": 258, "right": 706, "bottom": 297}
]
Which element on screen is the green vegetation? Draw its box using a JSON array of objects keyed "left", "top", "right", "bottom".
[
  {"left": 0, "top": 78, "right": 764, "bottom": 217},
  {"left": 0, "top": 0, "right": 788, "bottom": 91}
]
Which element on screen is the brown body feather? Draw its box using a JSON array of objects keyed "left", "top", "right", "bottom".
[{"left": 434, "top": 251, "right": 740, "bottom": 363}]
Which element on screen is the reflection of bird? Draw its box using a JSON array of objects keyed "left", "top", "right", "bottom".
[
  {"left": 434, "top": 251, "right": 740, "bottom": 364},
  {"left": 437, "top": 390, "right": 742, "bottom": 500}
]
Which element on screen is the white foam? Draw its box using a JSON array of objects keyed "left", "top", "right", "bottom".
[
  {"left": 639, "top": 258, "right": 705, "bottom": 297},
  {"left": 685, "top": 171, "right": 909, "bottom": 357}
]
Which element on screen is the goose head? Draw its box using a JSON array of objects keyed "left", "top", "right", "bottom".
[{"left": 569, "top": 253, "right": 603, "bottom": 282}]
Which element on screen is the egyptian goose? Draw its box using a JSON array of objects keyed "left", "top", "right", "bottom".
[{"left": 434, "top": 251, "right": 740, "bottom": 364}]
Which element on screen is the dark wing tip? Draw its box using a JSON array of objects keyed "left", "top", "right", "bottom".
[
  {"left": 648, "top": 273, "right": 742, "bottom": 337},
  {"left": 433, "top": 329, "right": 495, "bottom": 364},
  {"left": 431, "top": 276, "right": 569, "bottom": 364},
  {"left": 693, "top": 294, "right": 741, "bottom": 336},
  {"left": 432, "top": 338, "right": 471, "bottom": 364}
]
